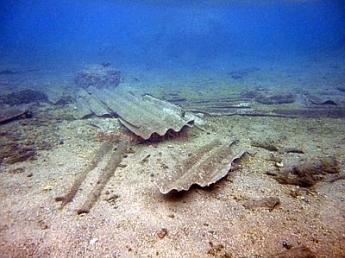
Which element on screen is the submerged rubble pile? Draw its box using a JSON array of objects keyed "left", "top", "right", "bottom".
[
  {"left": 0, "top": 107, "right": 62, "bottom": 165},
  {"left": 0, "top": 131, "right": 36, "bottom": 165},
  {"left": 0, "top": 105, "right": 32, "bottom": 125}
]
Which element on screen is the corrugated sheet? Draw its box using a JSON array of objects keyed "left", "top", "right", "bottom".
[
  {"left": 156, "top": 139, "right": 247, "bottom": 194},
  {"left": 74, "top": 87, "right": 196, "bottom": 140}
]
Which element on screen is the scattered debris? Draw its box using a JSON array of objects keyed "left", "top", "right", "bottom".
[
  {"left": 37, "top": 219, "right": 49, "bottom": 230},
  {"left": 243, "top": 197, "right": 280, "bottom": 211},
  {"left": 251, "top": 140, "right": 279, "bottom": 152},
  {"left": 255, "top": 93, "right": 296, "bottom": 105},
  {"left": 1, "top": 145, "right": 36, "bottom": 164},
  {"left": 74, "top": 64, "right": 121, "bottom": 89},
  {"left": 0, "top": 106, "right": 32, "bottom": 125},
  {"left": 327, "top": 174, "right": 345, "bottom": 183},
  {"left": 156, "top": 139, "right": 248, "bottom": 194},
  {"left": 42, "top": 184, "right": 54, "bottom": 191},
  {"left": 252, "top": 140, "right": 304, "bottom": 154},
  {"left": 275, "top": 162, "right": 284, "bottom": 168},
  {"left": 162, "top": 92, "right": 187, "bottom": 103},
  {"left": 282, "top": 240, "right": 293, "bottom": 250},
  {"left": 207, "top": 242, "right": 231, "bottom": 257},
  {"left": 140, "top": 154, "right": 151, "bottom": 164},
  {"left": 105, "top": 194, "right": 120, "bottom": 205},
  {"left": 283, "top": 147, "right": 304, "bottom": 154},
  {"left": 8, "top": 167, "right": 25, "bottom": 174},
  {"left": 269, "top": 246, "right": 316, "bottom": 258},
  {"left": 96, "top": 130, "right": 141, "bottom": 144},
  {"left": 270, "top": 156, "right": 339, "bottom": 187},
  {"left": 273, "top": 107, "right": 345, "bottom": 118}
]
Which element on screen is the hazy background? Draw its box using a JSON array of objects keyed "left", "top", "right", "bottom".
[{"left": 0, "top": 0, "right": 344, "bottom": 73}]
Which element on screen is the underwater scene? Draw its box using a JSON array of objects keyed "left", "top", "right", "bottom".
[{"left": 1, "top": 0, "right": 345, "bottom": 257}]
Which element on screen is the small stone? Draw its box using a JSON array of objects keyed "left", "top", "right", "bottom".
[
  {"left": 243, "top": 197, "right": 280, "bottom": 211},
  {"left": 38, "top": 220, "right": 49, "bottom": 230},
  {"left": 157, "top": 228, "right": 168, "bottom": 239},
  {"left": 8, "top": 167, "right": 25, "bottom": 174},
  {"left": 89, "top": 238, "right": 98, "bottom": 245},
  {"left": 282, "top": 240, "right": 293, "bottom": 249},
  {"left": 275, "top": 162, "right": 284, "bottom": 168},
  {"left": 161, "top": 164, "right": 169, "bottom": 169},
  {"left": 42, "top": 184, "right": 53, "bottom": 191},
  {"left": 27, "top": 173, "right": 33, "bottom": 177}
]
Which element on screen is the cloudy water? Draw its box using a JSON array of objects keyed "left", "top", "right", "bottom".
[{"left": 1, "top": 1, "right": 344, "bottom": 82}]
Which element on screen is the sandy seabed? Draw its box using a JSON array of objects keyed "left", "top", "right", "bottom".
[{"left": 1, "top": 112, "right": 344, "bottom": 257}]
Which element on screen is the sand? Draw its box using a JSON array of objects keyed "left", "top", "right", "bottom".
[{"left": 1, "top": 112, "right": 344, "bottom": 257}]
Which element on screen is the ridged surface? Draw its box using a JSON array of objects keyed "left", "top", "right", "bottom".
[
  {"left": 156, "top": 139, "right": 247, "bottom": 194},
  {"left": 74, "top": 87, "right": 195, "bottom": 140}
]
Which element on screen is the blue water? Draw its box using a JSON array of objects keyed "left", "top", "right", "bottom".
[{"left": 1, "top": 0, "right": 345, "bottom": 85}]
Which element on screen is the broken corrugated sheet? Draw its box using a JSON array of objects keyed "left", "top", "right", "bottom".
[
  {"left": 156, "top": 139, "right": 247, "bottom": 194},
  {"left": 0, "top": 105, "right": 31, "bottom": 125},
  {"left": 76, "top": 88, "right": 110, "bottom": 117},
  {"left": 73, "top": 87, "right": 197, "bottom": 140}
]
